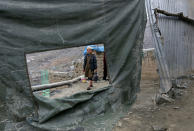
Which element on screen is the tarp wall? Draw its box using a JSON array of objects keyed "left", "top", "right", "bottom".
[{"left": 0, "top": 0, "right": 147, "bottom": 130}]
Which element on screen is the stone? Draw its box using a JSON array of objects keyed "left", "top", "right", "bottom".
[
  {"left": 152, "top": 125, "right": 167, "bottom": 131},
  {"left": 117, "top": 121, "right": 122, "bottom": 127},
  {"left": 69, "top": 127, "right": 84, "bottom": 131},
  {"left": 15, "top": 122, "right": 25, "bottom": 129},
  {"left": 128, "top": 112, "right": 133, "bottom": 115},
  {"left": 175, "top": 84, "right": 188, "bottom": 89},
  {"left": 123, "top": 118, "right": 130, "bottom": 121},
  {"left": 72, "top": 61, "right": 76, "bottom": 65},
  {"left": 169, "top": 88, "right": 183, "bottom": 99},
  {"left": 172, "top": 78, "right": 189, "bottom": 89},
  {"left": 155, "top": 94, "right": 174, "bottom": 105},
  {"left": 173, "top": 107, "right": 180, "bottom": 109},
  {"left": 190, "top": 75, "right": 194, "bottom": 80}
]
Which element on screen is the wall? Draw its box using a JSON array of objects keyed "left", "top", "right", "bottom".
[
  {"left": 150, "top": 0, "right": 194, "bottom": 78},
  {"left": 141, "top": 49, "right": 158, "bottom": 81}
]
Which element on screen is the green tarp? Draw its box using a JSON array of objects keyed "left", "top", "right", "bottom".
[{"left": 0, "top": 0, "right": 147, "bottom": 130}]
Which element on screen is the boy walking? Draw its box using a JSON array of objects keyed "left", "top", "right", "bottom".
[{"left": 83, "top": 46, "right": 97, "bottom": 90}]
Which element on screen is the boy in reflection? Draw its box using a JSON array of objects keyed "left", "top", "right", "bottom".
[{"left": 83, "top": 46, "right": 97, "bottom": 90}]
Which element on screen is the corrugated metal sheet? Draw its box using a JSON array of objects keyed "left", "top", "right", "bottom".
[
  {"left": 146, "top": 0, "right": 172, "bottom": 93},
  {"left": 147, "top": 0, "right": 194, "bottom": 78}
]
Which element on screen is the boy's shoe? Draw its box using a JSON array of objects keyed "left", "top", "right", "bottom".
[{"left": 87, "top": 87, "right": 91, "bottom": 90}]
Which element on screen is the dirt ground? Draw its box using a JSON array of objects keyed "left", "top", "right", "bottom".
[
  {"left": 34, "top": 80, "right": 110, "bottom": 98},
  {"left": 26, "top": 47, "right": 84, "bottom": 73},
  {"left": 113, "top": 77, "right": 194, "bottom": 131}
]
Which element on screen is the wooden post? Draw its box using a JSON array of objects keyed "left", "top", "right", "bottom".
[{"left": 32, "top": 75, "right": 83, "bottom": 92}]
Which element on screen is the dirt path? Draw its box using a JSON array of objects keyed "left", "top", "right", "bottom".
[
  {"left": 34, "top": 80, "right": 109, "bottom": 98},
  {"left": 113, "top": 78, "right": 194, "bottom": 131}
]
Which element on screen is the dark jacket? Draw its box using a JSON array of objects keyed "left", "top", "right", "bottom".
[{"left": 83, "top": 54, "right": 97, "bottom": 71}]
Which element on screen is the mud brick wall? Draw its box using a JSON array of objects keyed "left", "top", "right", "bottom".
[
  {"left": 141, "top": 49, "right": 159, "bottom": 80},
  {"left": 95, "top": 52, "right": 104, "bottom": 79},
  {"left": 73, "top": 59, "right": 85, "bottom": 78}
]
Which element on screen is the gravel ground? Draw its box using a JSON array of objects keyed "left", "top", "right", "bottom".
[
  {"left": 50, "top": 80, "right": 109, "bottom": 98},
  {"left": 26, "top": 46, "right": 84, "bottom": 74},
  {"left": 113, "top": 78, "right": 194, "bottom": 131},
  {"left": 33, "top": 80, "right": 109, "bottom": 99}
]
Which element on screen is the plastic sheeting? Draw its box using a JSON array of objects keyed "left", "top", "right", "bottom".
[
  {"left": 0, "top": 0, "right": 147, "bottom": 130},
  {"left": 83, "top": 45, "right": 104, "bottom": 55}
]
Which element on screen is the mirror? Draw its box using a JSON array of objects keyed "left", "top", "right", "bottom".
[{"left": 26, "top": 44, "right": 110, "bottom": 99}]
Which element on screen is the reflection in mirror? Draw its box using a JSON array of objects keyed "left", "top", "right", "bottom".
[{"left": 26, "top": 44, "right": 110, "bottom": 99}]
